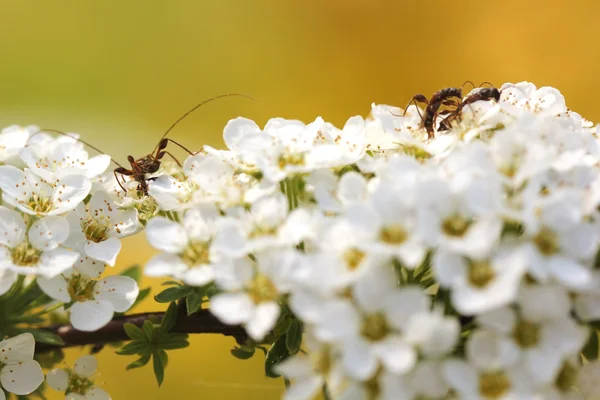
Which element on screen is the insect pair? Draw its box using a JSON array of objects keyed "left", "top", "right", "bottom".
[
  {"left": 32, "top": 93, "right": 252, "bottom": 196},
  {"left": 403, "top": 81, "right": 501, "bottom": 139}
]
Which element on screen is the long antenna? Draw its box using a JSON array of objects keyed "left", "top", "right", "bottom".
[
  {"left": 154, "top": 92, "right": 254, "bottom": 152},
  {"left": 31, "top": 128, "right": 125, "bottom": 169}
]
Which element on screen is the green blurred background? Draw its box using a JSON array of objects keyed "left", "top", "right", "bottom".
[{"left": 1, "top": 0, "right": 598, "bottom": 398}]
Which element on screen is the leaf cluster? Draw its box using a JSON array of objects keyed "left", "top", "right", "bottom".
[{"left": 116, "top": 302, "right": 189, "bottom": 386}]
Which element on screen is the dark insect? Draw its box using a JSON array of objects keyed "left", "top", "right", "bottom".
[
  {"left": 437, "top": 85, "right": 500, "bottom": 132},
  {"left": 403, "top": 87, "right": 463, "bottom": 139},
  {"left": 28, "top": 93, "right": 252, "bottom": 196},
  {"left": 111, "top": 93, "right": 252, "bottom": 195}
]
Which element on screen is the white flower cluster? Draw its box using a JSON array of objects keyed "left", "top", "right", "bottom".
[
  {"left": 3, "top": 81, "right": 600, "bottom": 399},
  {"left": 0, "top": 128, "right": 140, "bottom": 332},
  {"left": 141, "top": 82, "right": 600, "bottom": 399}
]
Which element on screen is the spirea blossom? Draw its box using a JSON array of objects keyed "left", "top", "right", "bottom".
[
  {"left": 47, "top": 355, "right": 111, "bottom": 400},
  {"left": 153, "top": 81, "right": 595, "bottom": 399},
  {"left": 3, "top": 81, "right": 600, "bottom": 399}
]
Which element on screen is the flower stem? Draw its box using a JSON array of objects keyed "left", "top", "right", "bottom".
[{"left": 35, "top": 308, "right": 247, "bottom": 354}]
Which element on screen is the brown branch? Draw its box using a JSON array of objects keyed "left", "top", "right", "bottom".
[{"left": 36, "top": 308, "right": 248, "bottom": 354}]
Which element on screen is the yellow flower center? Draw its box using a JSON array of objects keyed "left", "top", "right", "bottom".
[
  {"left": 247, "top": 274, "right": 278, "bottom": 303},
  {"left": 532, "top": 226, "right": 560, "bottom": 255},
  {"left": 442, "top": 214, "right": 473, "bottom": 237},
  {"left": 135, "top": 197, "right": 158, "bottom": 225},
  {"left": 68, "top": 372, "right": 94, "bottom": 395},
  {"left": 479, "top": 371, "right": 510, "bottom": 399},
  {"left": 278, "top": 153, "right": 305, "bottom": 169},
  {"left": 512, "top": 320, "right": 541, "bottom": 349},
  {"left": 67, "top": 274, "right": 97, "bottom": 302},
  {"left": 468, "top": 260, "right": 495, "bottom": 288},
  {"left": 26, "top": 194, "right": 54, "bottom": 214},
  {"left": 360, "top": 313, "right": 390, "bottom": 342},
  {"left": 10, "top": 241, "right": 42, "bottom": 266},
  {"left": 81, "top": 217, "right": 110, "bottom": 243},
  {"left": 379, "top": 225, "right": 408, "bottom": 245},
  {"left": 181, "top": 241, "right": 211, "bottom": 266},
  {"left": 343, "top": 248, "right": 366, "bottom": 271}
]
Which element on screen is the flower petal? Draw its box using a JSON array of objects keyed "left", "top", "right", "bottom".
[
  {"left": 73, "top": 355, "right": 97, "bottom": 378},
  {"left": 246, "top": 301, "right": 280, "bottom": 340},
  {"left": 46, "top": 368, "right": 69, "bottom": 391},
  {"left": 209, "top": 293, "right": 253, "bottom": 325},
  {"left": 0, "top": 206, "right": 26, "bottom": 247},
  {"left": 85, "top": 238, "right": 121, "bottom": 267},
  {"left": 144, "top": 253, "right": 188, "bottom": 278},
  {"left": 37, "top": 274, "right": 72, "bottom": 303},
  {"left": 70, "top": 300, "right": 114, "bottom": 332},
  {"left": 0, "top": 359, "right": 44, "bottom": 395},
  {"left": 28, "top": 216, "right": 70, "bottom": 251},
  {"left": 145, "top": 217, "right": 187, "bottom": 253},
  {"left": 0, "top": 333, "right": 35, "bottom": 363},
  {"left": 0, "top": 166, "right": 28, "bottom": 201},
  {"left": 0, "top": 268, "right": 18, "bottom": 296},
  {"left": 94, "top": 276, "right": 139, "bottom": 313},
  {"left": 51, "top": 174, "right": 92, "bottom": 214}
]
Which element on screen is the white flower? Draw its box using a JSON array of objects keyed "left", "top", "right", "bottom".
[
  {"left": 345, "top": 185, "right": 426, "bottom": 269},
  {"left": 38, "top": 270, "right": 139, "bottom": 331},
  {"left": 521, "top": 189, "right": 597, "bottom": 290},
  {"left": 309, "top": 170, "right": 368, "bottom": 214},
  {"left": 291, "top": 218, "right": 387, "bottom": 296},
  {"left": 305, "top": 266, "right": 422, "bottom": 380},
  {"left": 19, "top": 138, "right": 111, "bottom": 183},
  {"left": 275, "top": 338, "right": 344, "bottom": 400},
  {"left": 0, "top": 125, "right": 38, "bottom": 166},
  {"left": 65, "top": 191, "right": 140, "bottom": 266},
  {"left": 47, "top": 355, "right": 111, "bottom": 400},
  {"left": 0, "top": 333, "right": 44, "bottom": 397},
  {"left": 210, "top": 249, "right": 300, "bottom": 340},
  {"left": 0, "top": 166, "right": 91, "bottom": 216},
  {"left": 145, "top": 203, "right": 220, "bottom": 286},
  {"left": 0, "top": 206, "right": 78, "bottom": 278},
  {"left": 212, "top": 193, "right": 316, "bottom": 257},
  {"left": 476, "top": 288, "right": 586, "bottom": 388},
  {"left": 433, "top": 246, "right": 527, "bottom": 316},
  {"left": 147, "top": 175, "right": 195, "bottom": 211}
]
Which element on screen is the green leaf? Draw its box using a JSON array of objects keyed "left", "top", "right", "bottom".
[
  {"left": 161, "top": 280, "right": 182, "bottom": 287},
  {"left": 583, "top": 330, "right": 599, "bottom": 360},
  {"left": 153, "top": 351, "right": 165, "bottom": 387},
  {"left": 123, "top": 323, "right": 146, "bottom": 342},
  {"left": 116, "top": 341, "right": 149, "bottom": 355},
  {"left": 24, "top": 329, "right": 65, "bottom": 346},
  {"left": 143, "top": 319, "right": 156, "bottom": 341},
  {"left": 273, "top": 318, "right": 292, "bottom": 337},
  {"left": 160, "top": 340, "right": 189, "bottom": 350},
  {"left": 158, "top": 302, "right": 178, "bottom": 335},
  {"left": 285, "top": 319, "right": 302, "bottom": 355},
  {"left": 265, "top": 335, "right": 290, "bottom": 378},
  {"left": 120, "top": 265, "right": 142, "bottom": 282},
  {"left": 231, "top": 347, "right": 255, "bottom": 360},
  {"left": 186, "top": 291, "right": 202, "bottom": 316},
  {"left": 126, "top": 353, "right": 151, "bottom": 370},
  {"left": 154, "top": 286, "right": 192, "bottom": 303},
  {"left": 157, "top": 348, "right": 168, "bottom": 367}
]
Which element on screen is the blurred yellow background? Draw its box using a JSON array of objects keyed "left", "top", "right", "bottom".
[{"left": 0, "top": 0, "right": 598, "bottom": 398}]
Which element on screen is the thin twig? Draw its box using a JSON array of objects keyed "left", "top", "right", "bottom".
[{"left": 36, "top": 308, "right": 247, "bottom": 354}]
